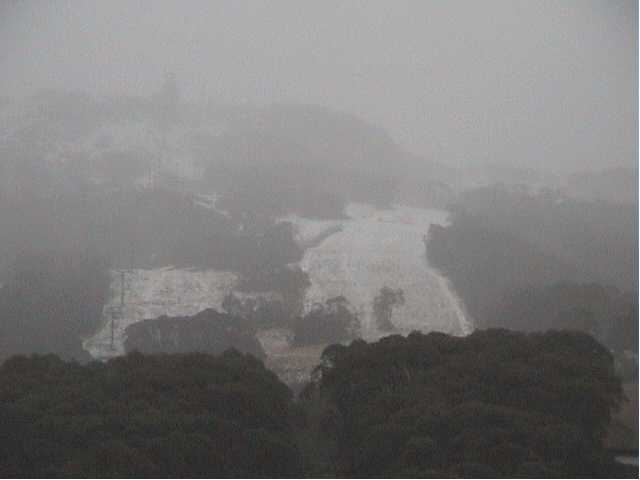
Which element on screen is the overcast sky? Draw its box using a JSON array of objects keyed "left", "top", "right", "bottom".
[{"left": 0, "top": 0, "right": 636, "bottom": 173}]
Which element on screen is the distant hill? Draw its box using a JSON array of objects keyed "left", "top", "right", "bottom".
[
  {"left": 452, "top": 184, "right": 638, "bottom": 292},
  {"left": 0, "top": 90, "right": 454, "bottom": 214}
]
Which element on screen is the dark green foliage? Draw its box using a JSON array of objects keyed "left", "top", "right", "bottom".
[
  {"left": 0, "top": 252, "right": 109, "bottom": 362},
  {"left": 453, "top": 185, "right": 637, "bottom": 292},
  {"left": 304, "top": 330, "right": 624, "bottom": 476},
  {"left": 427, "top": 217, "right": 576, "bottom": 328},
  {"left": 222, "top": 292, "right": 291, "bottom": 329},
  {"left": 202, "top": 106, "right": 407, "bottom": 216},
  {"left": 113, "top": 189, "right": 302, "bottom": 272},
  {"left": 498, "top": 283, "right": 638, "bottom": 353},
  {"left": 0, "top": 188, "right": 303, "bottom": 278},
  {"left": 427, "top": 214, "right": 638, "bottom": 353},
  {"left": 0, "top": 351, "right": 301, "bottom": 476},
  {"left": 291, "top": 297, "right": 359, "bottom": 346},
  {"left": 222, "top": 291, "right": 358, "bottom": 348},
  {"left": 0, "top": 190, "right": 307, "bottom": 363},
  {"left": 0, "top": 332, "right": 628, "bottom": 477},
  {"left": 0, "top": 188, "right": 235, "bottom": 275},
  {"left": 203, "top": 132, "right": 350, "bottom": 220},
  {"left": 236, "top": 263, "right": 310, "bottom": 313},
  {"left": 123, "top": 308, "right": 266, "bottom": 359}
]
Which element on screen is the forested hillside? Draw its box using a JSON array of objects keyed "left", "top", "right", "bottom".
[
  {"left": 0, "top": 1, "right": 636, "bottom": 476},
  {"left": 452, "top": 185, "right": 637, "bottom": 291},
  {"left": 0, "top": 330, "right": 629, "bottom": 476},
  {"left": 0, "top": 351, "right": 300, "bottom": 476},
  {"left": 300, "top": 330, "right": 625, "bottom": 477},
  {"left": 428, "top": 184, "right": 638, "bottom": 355},
  {"left": 0, "top": 252, "right": 109, "bottom": 362}
]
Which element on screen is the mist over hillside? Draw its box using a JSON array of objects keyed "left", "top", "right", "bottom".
[{"left": 0, "top": 1, "right": 636, "bottom": 476}]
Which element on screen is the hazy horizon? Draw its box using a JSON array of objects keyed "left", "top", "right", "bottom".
[{"left": 1, "top": 0, "right": 637, "bottom": 174}]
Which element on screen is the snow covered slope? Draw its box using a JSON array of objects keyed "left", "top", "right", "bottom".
[
  {"left": 83, "top": 267, "right": 237, "bottom": 359},
  {"left": 85, "top": 203, "right": 471, "bottom": 363},
  {"left": 284, "top": 203, "right": 472, "bottom": 340}
]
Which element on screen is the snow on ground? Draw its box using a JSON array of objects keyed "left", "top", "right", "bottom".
[
  {"left": 256, "top": 328, "right": 293, "bottom": 355},
  {"left": 281, "top": 215, "right": 344, "bottom": 245},
  {"left": 83, "top": 267, "right": 238, "bottom": 359},
  {"left": 83, "top": 202, "right": 472, "bottom": 382},
  {"left": 286, "top": 203, "right": 472, "bottom": 340}
]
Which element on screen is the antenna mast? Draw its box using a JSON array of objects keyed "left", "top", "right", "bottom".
[{"left": 110, "top": 269, "right": 126, "bottom": 350}]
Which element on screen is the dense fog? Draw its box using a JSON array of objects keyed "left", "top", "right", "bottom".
[
  {"left": 0, "top": 1, "right": 637, "bottom": 477},
  {"left": 1, "top": 0, "right": 636, "bottom": 173}
]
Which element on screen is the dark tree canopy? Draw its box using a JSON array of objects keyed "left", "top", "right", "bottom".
[
  {"left": 453, "top": 185, "right": 637, "bottom": 292},
  {"left": 124, "top": 308, "right": 267, "bottom": 359},
  {"left": 427, "top": 215, "right": 638, "bottom": 354},
  {"left": 0, "top": 251, "right": 109, "bottom": 362},
  {"left": 0, "top": 351, "right": 301, "bottom": 476},
  {"left": 302, "top": 329, "right": 624, "bottom": 477},
  {"left": 291, "top": 296, "right": 359, "bottom": 347}
]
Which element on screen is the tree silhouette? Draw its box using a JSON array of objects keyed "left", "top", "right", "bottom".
[{"left": 373, "top": 286, "right": 404, "bottom": 332}]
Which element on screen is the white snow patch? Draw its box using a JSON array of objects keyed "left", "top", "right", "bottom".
[
  {"left": 280, "top": 215, "right": 343, "bottom": 246},
  {"left": 83, "top": 202, "right": 472, "bottom": 371},
  {"left": 83, "top": 267, "right": 238, "bottom": 359},
  {"left": 256, "top": 328, "right": 294, "bottom": 355},
  {"left": 287, "top": 203, "right": 472, "bottom": 340}
]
